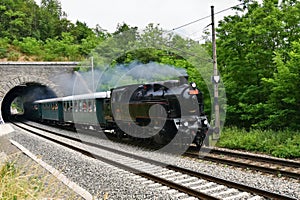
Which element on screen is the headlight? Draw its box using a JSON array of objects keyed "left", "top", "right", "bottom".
[
  {"left": 183, "top": 121, "right": 189, "bottom": 127},
  {"left": 203, "top": 120, "right": 208, "bottom": 125},
  {"left": 191, "top": 82, "right": 197, "bottom": 88}
]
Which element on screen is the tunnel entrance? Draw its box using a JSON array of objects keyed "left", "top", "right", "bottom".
[{"left": 1, "top": 83, "right": 57, "bottom": 122}]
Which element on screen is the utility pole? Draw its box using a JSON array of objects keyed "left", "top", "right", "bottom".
[{"left": 211, "top": 6, "right": 220, "bottom": 139}]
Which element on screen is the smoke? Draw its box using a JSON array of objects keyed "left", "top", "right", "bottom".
[
  {"left": 40, "top": 61, "right": 188, "bottom": 98},
  {"left": 23, "top": 86, "right": 56, "bottom": 103},
  {"left": 95, "top": 61, "right": 188, "bottom": 91}
]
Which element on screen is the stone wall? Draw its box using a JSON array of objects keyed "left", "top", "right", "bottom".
[{"left": 0, "top": 62, "right": 78, "bottom": 123}]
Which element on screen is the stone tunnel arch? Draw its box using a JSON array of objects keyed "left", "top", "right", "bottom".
[{"left": 0, "top": 75, "right": 64, "bottom": 122}]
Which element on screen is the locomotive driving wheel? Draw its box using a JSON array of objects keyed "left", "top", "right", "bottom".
[{"left": 194, "top": 131, "right": 206, "bottom": 149}]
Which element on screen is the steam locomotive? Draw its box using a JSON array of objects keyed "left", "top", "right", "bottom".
[{"left": 25, "top": 76, "right": 210, "bottom": 148}]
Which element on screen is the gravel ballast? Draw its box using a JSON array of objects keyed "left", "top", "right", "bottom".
[
  {"left": 9, "top": 122, "right": 300, "bottom": 199},
  {"left": 10, "top": 129, "right": 177, "bottom": 199}
]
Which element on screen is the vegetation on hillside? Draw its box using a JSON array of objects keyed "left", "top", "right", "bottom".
[{"left": 0, "top": 0, "right": 109, "bottom": 61}]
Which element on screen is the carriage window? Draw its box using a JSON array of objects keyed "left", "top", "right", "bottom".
[
  {"left": 78, "top": 101, "right": 81, "bottom": 112},
  {"left": 83, "top": 101, "right": 87, "bottom": 112},
  {"left": 64, "top": 102, "right": 67, "bottom": 111},
  {"left": 52, "top": 103, "right": 58, "bottom": 110},
  {"left": 93, "top": 101, "right": 96, "bottom": 112},
  {"left": 33, "top": 105, "right": 38, "bottom": 110},
  {"left": 88, "top": 100, "right": 93, "bottom": 112},
  {"left": 65, "top": 102, "right": 71, "bottom": 111},
  {"left": 74, "top": 101, "right": 78, "bottom": 112},
  {"left": 69, "top": 101, "right": 73, "bottom": 111}
]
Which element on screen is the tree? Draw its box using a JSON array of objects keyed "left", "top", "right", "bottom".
[
  {"left": 216, "top": 0, "right": 300, "bottom": 129},
  {"left": 38, "top": 0, "right": 70, "bottom": 40},
  {"left": 70, "top": 21, "right": 95, "bottom": 43},
  {"left": 262, "top": 41, "right": 300, "bottom": 130},
  {"left": 0, "top": 0, "right": 73, "bottom": 41},
  {"left": 0, "top": 0, "right": 39, "bottom": 39}
]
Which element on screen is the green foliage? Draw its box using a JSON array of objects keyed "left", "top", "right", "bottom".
[
  {"left": 70, "top": 21, "right": 96, "bottom": 43},
  {"left": 79, "top": 34, "right": 103, "bottom": 56},
  {"left": 0, "top": 161, "right": 42, "bottom": 199},
  {"left": 216, "top": 0, "right": 300, "bottom": 130},
  {"left": 7, "top": 51, "right": 20, "bottom": 61},
  {"left": 0, "top": 37, "right": 10, "bottom": 58},
  {"left": 42, "top": 32, "right": 81, "bottom": 61},
  {"left": 261, "top": 41, "right": 300, "bottom": 130},
  {"left": 217, "top": 127, "right": 300, "bottom": 158},
  {"left": 0, "top": 0, "right": 109, "bottom": 61},
  {"left": 13, "top": 37, "right": 43, "bottom": 55},
  {"left": 0, "top": 158, "right": 82, "bottom": 199}
]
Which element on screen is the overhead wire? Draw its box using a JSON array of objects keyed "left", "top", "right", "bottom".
[
  {"left": 168, "top": 2, "right": 244, "bottom": 33},
  {"left": 162, "top": 2, "right": 244, "bottom": 62}
]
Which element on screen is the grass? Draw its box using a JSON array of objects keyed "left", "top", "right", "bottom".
[
  {"left": 0, "top": 161, "right": 44, "bottom": 199},
  {"left": 216, "top": 127, "right": 300, "bottom": 158},
  {"left": 0, "top": 154, "right": 80, "bottom": 199}
]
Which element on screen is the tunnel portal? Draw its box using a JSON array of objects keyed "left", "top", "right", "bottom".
[
  {"left": 1, "top": 83, "right": 57, "bottom": 121},
  {"left": 0, "top": 62, "right": 78, "bottom": 123}
]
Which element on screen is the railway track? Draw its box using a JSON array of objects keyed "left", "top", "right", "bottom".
[
  {"left": 10, "top": 119, "right": 297, "bottom": 200},
  {"left": 185, "top": 147, "right": 300, "bottom": 179}
]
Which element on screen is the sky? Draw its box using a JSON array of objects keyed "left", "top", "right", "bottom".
[{"left": 34, "top": 0, "right": 244, "bottom": 42}]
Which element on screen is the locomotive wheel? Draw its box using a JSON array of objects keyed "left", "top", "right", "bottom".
[
  {"left": 195, "top": 139, "right": 204, "bottom": 149},
  {"left": 195, "top": 132, "right": 206, "bottom": 149},
  {"left": 115, "top": 128, "right": 125, "bottom": 140}
]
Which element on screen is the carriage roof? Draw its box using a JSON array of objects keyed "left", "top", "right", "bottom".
[{"left": 33, "top": 91, "right": 110, "bottom": 104}]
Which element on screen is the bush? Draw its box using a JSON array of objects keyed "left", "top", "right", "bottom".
[
  {"left": 15, "top": 37, "right": 43, "bottom": 55},
  {"left": 0, "top": 37, "right": 10, "bottom": 58},
  {"left": 42, "top": 33, "right": 81, "bottom": 61},
  {"left": 217, "top": 127, "right": 300, "bottom": 158}
]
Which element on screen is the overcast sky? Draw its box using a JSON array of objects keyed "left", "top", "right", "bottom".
[{"left": 35, "top": 0, "right": 244, "bottom": 41}]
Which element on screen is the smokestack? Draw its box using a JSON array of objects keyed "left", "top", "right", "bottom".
[{"left": 179, "top": 76, "right": 189, "bottom": 85}]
